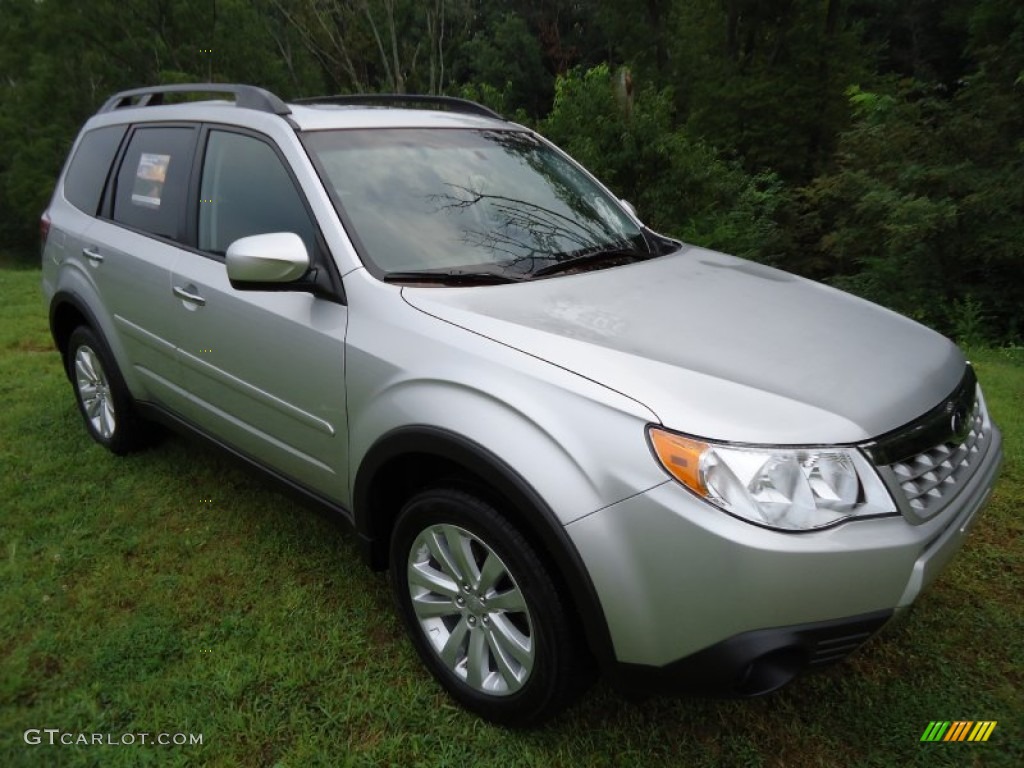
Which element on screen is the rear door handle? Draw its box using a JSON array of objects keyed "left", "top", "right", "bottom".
[
  {"left": 173, "top": 285, "right": 206, "bottom": 307},
  {"left": 82, "top": 246, "right": 103, "bottom": 264}
]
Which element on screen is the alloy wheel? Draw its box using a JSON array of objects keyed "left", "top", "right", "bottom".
[
  {"left": 74, "top": 345, "right": 116, "bottom": 439},
  {"left": 406, "top": 523, "right": 535, "bottom": 695}
]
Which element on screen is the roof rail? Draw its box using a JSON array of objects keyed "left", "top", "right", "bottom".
[
  {"left": 98, "top": 84, "right": 291, "bottom": 116},
  {"left": 291, "top": 94, "right": 503, "bottom": 120}
]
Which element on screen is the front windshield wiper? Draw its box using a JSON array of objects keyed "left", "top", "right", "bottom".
[
  {"left": 528, "top": 246, "right": 652, "bottom": 278},
  {"left": 381, "top": 269, "right": 521, "bottom": 286}
]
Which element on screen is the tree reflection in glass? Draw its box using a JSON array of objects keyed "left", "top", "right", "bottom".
[{"left": 303, "top": 128, "right": 647, "bottom": 278}]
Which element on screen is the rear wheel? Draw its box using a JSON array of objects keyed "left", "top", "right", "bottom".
[
  {"left": 67, "top": 326, "right": 150, "bottom": 455},
  {"left": 390, "top": 486, "right": 587, "bottom": 726}
]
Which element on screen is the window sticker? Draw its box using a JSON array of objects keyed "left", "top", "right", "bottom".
[{"left": 131, "top": 153, "right": 171, "bottom": 209}]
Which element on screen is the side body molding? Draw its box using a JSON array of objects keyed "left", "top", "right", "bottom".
[{"left": 353, "top": 425, "right": 617, "bottom": 668}]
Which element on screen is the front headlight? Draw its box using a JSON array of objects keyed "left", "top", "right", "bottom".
[{"left": 648, "top": 427, "right": 897, "bottom": 531}]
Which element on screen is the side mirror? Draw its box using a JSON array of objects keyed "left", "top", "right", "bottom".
[{"left": 226, "top": 232, "right": 309, "bottom": 286}]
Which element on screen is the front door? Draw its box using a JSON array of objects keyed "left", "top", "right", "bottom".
[{"left": 171, "top": 128, "right": 349, "bottom": 503}]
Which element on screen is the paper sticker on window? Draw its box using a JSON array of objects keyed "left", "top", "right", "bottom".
[{"left": 131, "top": 153, "right": 171, "bottom": 209}]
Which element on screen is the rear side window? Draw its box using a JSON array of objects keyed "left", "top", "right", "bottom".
[
  {"left": 198, "top": 130, "right": 316, "bottom": 255},
  {"left": 63, "top": 125, "right": 127, "bottom": 215},
  {"left": 113, "top": 126, "right": 196, "bottom": 240}
]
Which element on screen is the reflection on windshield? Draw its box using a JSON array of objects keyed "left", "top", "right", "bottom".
[{"left": 302, "top": 129, "right": 644, "bottom": 276}]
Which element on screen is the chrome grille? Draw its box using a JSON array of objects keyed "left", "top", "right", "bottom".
[{"left": 884, "top": 397, "right": 989, "bottom": 517}]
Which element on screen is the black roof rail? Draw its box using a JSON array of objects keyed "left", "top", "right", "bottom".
[
  {"left": 98, "top": 84, "right": 291, "bottom": 116},
  {"left": 291, "top": 94, "right": 503, "bottom": 120}
]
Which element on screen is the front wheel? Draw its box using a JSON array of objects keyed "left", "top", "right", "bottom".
[{"left": 389, "top": 487, "right": 588, "bottom": 726}]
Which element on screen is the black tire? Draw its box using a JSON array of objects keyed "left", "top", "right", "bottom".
[
  {"left": 390, "top": 486, "right": 587, "bottom": 727},
  {"left": 66, "top": 325, "right": 151, "bottom": 455}
]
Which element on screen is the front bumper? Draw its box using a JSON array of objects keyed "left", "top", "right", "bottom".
[
  {"left": 566, "top": 425, "right": 1002, "bottom": 695},
  {"left": 607, "top": 610, "right": 893, "bottom": 697}
]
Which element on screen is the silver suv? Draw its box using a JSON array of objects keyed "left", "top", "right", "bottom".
[{"left": 41, "top": 84, "right": 1003, "bottom": 726}]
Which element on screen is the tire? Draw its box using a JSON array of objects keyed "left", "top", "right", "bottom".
[
  {"left": 66, "top": 325, "right": 151, "bottom": 455},
  {"left": 390, "top": 486, "right": 587, "bottom": 727}
]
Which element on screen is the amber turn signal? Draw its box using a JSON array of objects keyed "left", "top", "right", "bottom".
[{"left": 648, "top": 428, "right": 710, "bottom": 496}]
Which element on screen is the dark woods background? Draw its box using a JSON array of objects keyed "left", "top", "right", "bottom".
[{"left": 2, "top": 0, "right": 1021, "bottom": 344}]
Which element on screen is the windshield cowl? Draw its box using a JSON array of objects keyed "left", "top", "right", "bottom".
[
  {"left": 527, "top": 245, "right": 652, "bottom": 278},
  {"left": 381, "top": 268, "right": 522, "bottom": 286}
]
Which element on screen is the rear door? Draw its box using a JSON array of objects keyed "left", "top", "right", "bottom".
[
  {"left": 84, "top": 123, "right": 198, "bottom": 412},
  {"left": 170, "top": 126, "right": 349, "bottom": 503}
]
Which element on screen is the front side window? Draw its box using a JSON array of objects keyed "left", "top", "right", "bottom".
[
  {"left": 302, "top": 129, "right": 647, "bottom": 278},
  {"left": 113, "top": 126, "right": 195, "bottom": 239},
  {"left": 198, "top": 131, "right": 316, "bottom": 256}
]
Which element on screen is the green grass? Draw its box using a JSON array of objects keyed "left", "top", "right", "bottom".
[{"left": 2, "top": 265, "right": 1021, "bottom": 767}]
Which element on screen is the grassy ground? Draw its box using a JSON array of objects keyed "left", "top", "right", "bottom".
[{"left": 1, "top": 265, "right": 1021, "bottom": 767}]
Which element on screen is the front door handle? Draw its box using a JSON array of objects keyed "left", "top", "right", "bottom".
[
  {"left": 82, "top": 246, "right": 103, "bottom": 265},
  {"left": 173, "top": 285, "right": 206, "bottom": 306}
]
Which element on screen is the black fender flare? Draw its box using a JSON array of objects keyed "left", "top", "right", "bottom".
[
  {"left": 353, "top": 425, "right": 617, "bottom": 668},
  {"left": 49, "top": 289, "right": 110, "bottom": 377}
]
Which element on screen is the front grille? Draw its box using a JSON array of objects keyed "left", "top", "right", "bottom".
[
  {"left": 876, "top": 391, "right": 992, "bottom": 521},
  {"left": 861, "top": 365, "right": 993, "bottom": 522},
  {"left": 887, "top": 399, "right": 988, "bottom": 515}
]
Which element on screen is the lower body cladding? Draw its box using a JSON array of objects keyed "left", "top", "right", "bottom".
[{"left": 567, "top": 429, "right": 1002, "bottom": 697}]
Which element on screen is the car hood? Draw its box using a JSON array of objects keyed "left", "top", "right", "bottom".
[{"left": 401, "top": 247, "right": 965, "bottom": 444}]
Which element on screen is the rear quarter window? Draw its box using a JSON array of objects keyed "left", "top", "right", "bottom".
[
  {"left": 63, "top": 125, "right": 127, "bottom": 215},
  {"left": 112, "top": 126, "right": 197, "bottom": 240}
]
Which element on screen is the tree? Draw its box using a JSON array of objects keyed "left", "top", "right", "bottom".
[
  {"left": 270, "top": 0, "right": 471, "bottom": 94},
  {"left": 668, "top": 0, "right": 873, "bottom": 182},
  {"left": 797, "top": 0, "right": 1024, "bottom": 344},
  {"left": 542, "top": 64, "right": 785, "bottom": 263},
  {"left": 454, "top": 13, "right": 551, "bottom": 117}
]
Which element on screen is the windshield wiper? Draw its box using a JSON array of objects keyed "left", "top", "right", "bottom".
[
  {"left": 382, "top": 269, "right": 520, "bottom": 285},
  {"left": 528, "top": 246, "right": 652, "bottom": 278}
]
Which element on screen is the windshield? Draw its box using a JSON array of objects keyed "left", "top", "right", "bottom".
[{"left": 302, "top": 128, "right": 647, "bottom": 279}]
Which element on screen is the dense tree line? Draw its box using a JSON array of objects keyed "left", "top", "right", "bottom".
[{"left": 2, "top": 0, "right": 1021, "bottom": 343}]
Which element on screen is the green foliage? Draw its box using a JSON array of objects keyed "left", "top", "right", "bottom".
[
  {"left": 844, "top": 85, "right": 898, "bottom": 121},
  {"left": 454, "top": 13, "right": 552, "bottom": 118},
  {"left": 812, "top": 1, "right": 1023, "bottom": 342},
  {"left": 541, "top": 64, "right": 785, "bottom": 262},
  {"left": 801, "top": 63, "right": 1024, "bottom": 342},
  {"left": 951, "top": 295, "right": 992, "bottom": 348},
  {"left": 667, "top": 0, "right": 873, "bottom": 182}
]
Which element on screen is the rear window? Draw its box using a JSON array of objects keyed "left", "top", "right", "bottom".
[
  {"left": 63, "top": 125, "right": 127, "bottom": 215},
  {"left": 113, "top": 126, "right": 196, "bottom": 240}
]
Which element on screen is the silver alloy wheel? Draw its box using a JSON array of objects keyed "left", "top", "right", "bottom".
[
  {"left": 407, "top": 524, "right": 535, "bottom": 696},
  {"left": 74, "top": 345, "right": 116, "bottom": 439}
]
